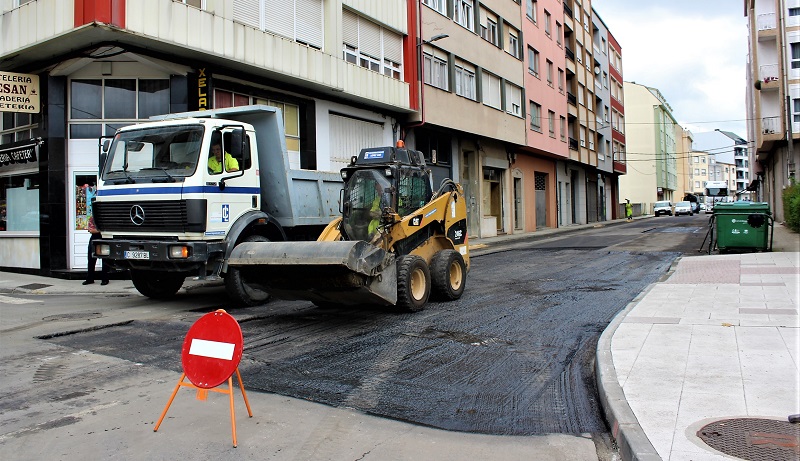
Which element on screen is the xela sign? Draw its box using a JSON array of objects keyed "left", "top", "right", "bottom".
[{"left": 0, "top": 71, "right": 39, "bottom": 114}]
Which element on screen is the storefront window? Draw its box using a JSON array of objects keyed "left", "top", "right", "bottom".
[
  {"left": 71, "top": 79, "right": 103, "bottom": 119},
  {"left": 104, "top": 79, "right": 136, "bottom": 119},
  {"left": 0, "top": 174, "right": 39, "bottom": 232},
  {"left": 139, "top": 79, "right": 170, "bottom": 119},
  {"left": 1, "top": 111, "right": 36, "bottom": 144}
]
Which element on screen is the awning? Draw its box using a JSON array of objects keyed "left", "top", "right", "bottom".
[{"left": 745, "top": 179, "right": 760, "bottom": 192}]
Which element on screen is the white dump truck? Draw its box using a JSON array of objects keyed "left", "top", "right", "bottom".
[{"left": 92, "top": 105, "right": 342, "bottom": 305}]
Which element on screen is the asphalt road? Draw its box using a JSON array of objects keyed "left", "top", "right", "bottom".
[{"left": 38, "top": 215, "right": 710, "bottom": 438}]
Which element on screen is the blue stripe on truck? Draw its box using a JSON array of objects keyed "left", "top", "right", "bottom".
[{"left": 97, "top": 186, "right": 261, "bottom": 196}]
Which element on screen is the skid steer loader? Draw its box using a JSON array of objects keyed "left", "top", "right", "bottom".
[{"left": 228, "top": 143, "right": 469, "bottom": 311}]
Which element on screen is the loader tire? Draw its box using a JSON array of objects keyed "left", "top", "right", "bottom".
[
  {"left": 130, "top": 270, "right": 185, "bottom": 300},
  {"left": 396, "top": 255, "right": 431, "bottom": 312},
  {"left": 430, "top": 250, "right": 466, "bottom": 301},
  {"left": 225, "top": 235, "right": 272, "bottom": 307}
]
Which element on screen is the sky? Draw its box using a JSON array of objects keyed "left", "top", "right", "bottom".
[{"left": 594, "top": 0, "right": 749, "bottom": 141}]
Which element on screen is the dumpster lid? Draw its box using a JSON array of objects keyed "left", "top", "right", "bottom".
[{"left": 713, "top": 201, "right": 771, "bottom": 213}]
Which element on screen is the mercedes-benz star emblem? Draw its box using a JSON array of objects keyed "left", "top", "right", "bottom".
[{"left": 130, "top": 205, "right": 145, "bottom": 226}]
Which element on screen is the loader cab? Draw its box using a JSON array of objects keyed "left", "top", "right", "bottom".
[{"left": 340, "top": 146, "right": 433, "bottom": 242}]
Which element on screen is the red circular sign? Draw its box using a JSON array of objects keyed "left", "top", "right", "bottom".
[{"left": 181, "top": 310, "right": 244, "bottom": 389}]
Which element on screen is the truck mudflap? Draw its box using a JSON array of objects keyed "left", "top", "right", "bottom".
[{"left": 228, "top": 240, "right": 398, "bottom": 306}]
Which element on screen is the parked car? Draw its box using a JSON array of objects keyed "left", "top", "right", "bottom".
[
  {"left": 699, "top": 203, "right": 706, "bottom": 212},
  {"left": 674, "top": 201, "right": 693, "bottom": 216},
  {"left": 654, "top": 201, "right": 673, "bottom": 216}
]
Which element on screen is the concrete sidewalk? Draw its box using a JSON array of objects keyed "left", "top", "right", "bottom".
[{"left": 597, "top": 222, "right": 800, "bottom": 460}]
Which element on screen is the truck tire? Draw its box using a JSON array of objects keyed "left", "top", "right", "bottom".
[
  {"left": 225, "top": 234, "right": 272, "bottom": 307},
  {"left": 130, "top": 270, "right": 185, "bottom": 300},
  {"left": 396, "top": 255, "right": 431, "bottom": 312},
  {"left": 430, "top": 250, "right": 466, "bottom": 301}
]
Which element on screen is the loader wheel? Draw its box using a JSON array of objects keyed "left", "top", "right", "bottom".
[
  {"left": 396, "top": 255, "right": 431, "bottom": 312},
  {"left": 225, "top": 235, "right": 272, "bottom": 307},
  {"left": 430, "top": 250, "right": 466, "bottom": 301},
  {"left": 130, "top": 270, "right": 185, "bottom": 300}
]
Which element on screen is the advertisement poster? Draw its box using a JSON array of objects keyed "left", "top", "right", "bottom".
[{"left": 75, "top": 175, "right": 96, "bottom": 230}]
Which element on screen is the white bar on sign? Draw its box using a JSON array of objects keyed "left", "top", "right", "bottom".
[{"left": 189, "top": 338, "right": 235, "bottom": 360}]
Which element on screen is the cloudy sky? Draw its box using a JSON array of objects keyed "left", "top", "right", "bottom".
[{"left": 594, "top": 0, "right": 749, "bottom": 139}]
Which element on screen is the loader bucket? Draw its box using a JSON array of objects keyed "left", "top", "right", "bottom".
[{"left": 228, "top": 240, "right": 398, "bottom": 306}]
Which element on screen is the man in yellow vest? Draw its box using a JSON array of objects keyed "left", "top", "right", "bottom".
[{"left": 208, "top": 142, "right": 239, "bottom": 174}]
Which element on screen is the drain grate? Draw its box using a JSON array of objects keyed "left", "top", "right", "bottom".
[
  {"left": 19, "top": 283, "right": 53, "bottom": 290},
  {"left": 697, "top": 418, "right": 800, "bottom": 461}
]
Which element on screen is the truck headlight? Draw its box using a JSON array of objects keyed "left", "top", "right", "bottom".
[
  {"left": 95, "top": 244, "right": 110, "bottom": 256},
  {"left": 169, "top": 245, "right": 191, "bottom": 259}
]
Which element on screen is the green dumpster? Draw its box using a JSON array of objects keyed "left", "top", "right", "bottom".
[{"left": 712, "top": 202, "right": 773, "bottom": 252}]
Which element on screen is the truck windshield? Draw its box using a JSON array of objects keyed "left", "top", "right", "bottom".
[{"left": 102, "top": 125, "right": 204, "bottom": 182}]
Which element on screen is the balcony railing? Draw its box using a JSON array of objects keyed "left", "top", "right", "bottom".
[
  {"left": 759, "top": 63, "right": 779, "bottom": 82},
  {"left": 563, "top": 2, "right": 573, "bottom": 18},
  {"left": 565, "top": 47, "right": 574, "bottom": 62},
  {"left": 568, "top": 137, "right": 579, "bottom": 151},
  {"left": 567, "top": 92, "right": 577, "bottom": 106},
  {"left": 757, "top": 13, "right": 776, "bottom": 31},
  {"left": 762, "top": 116, "right": 780, "bottom": 135}
]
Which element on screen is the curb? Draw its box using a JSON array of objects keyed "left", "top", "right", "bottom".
[{"left": 595, "top": 283, "right": 663, "bottom": 461}]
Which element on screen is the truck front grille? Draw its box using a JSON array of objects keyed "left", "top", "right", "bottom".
[{"left": 94, "top": 200, "right": 188, "bottom": 232}]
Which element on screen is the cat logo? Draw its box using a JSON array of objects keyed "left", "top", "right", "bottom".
[{"left": 409, "top": 215, "right": 423, "bottom": 226}]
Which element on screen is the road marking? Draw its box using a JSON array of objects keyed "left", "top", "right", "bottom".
[
  {"left": 0, "top": 294, "right": 41, "bottom": 304},
  {"left": 188, "top": 338, "right": 235, "bottom": 360}
]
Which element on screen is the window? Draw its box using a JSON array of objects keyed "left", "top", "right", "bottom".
[
  {"left": 481, "top": 72, "right": 502, "bottom": 109},
  {"left": 479, "top": 7, "right": 499, "bottom": 45},
  {"left": 69, "top": 79, "right": 170, "bottom": 139},
  {"left": 790, "top": 7, "right": 800, "bottom": 16},
  {"left": 506, "top": 83, "right": 522, "bottom": 116},
  {"left": 794, "top": 98, "right": 800, "bottom": 122},
  {"left": 529, "top": 101, "right": 542, "bottom": 131},
  {"left": 527, "top": 0, "right": 537, "bottom": 22},
  {"left": 701, "top": 169, "right": 707, "bottom": 175},
  {"left": 546, "top": 60, "right": 553, "bottom": 86},
  {"left": 544, "top": 11, "right": 551, "bottom": 36},
  {"left": 558, "top": 69, "right": 564, "bottom": 93},
  {"left": 343, "top": 10, "right": 404, "bottom": 80},
  {"left": 548, "top": 110, "right": 555, "bottom": 137},
  {"left": 528, "top": 46, "right": 540, "bottom": 77},
  {"left": 176, "top": 0, "right": 204, "bottom": 8},
  {"left": 454, "top": 0, "right": 474, "bottom": 31},
  {"left": 422, "top": 0, "right": 446, "bottom": 15},
  {"left": 603, "top": 71, "right": 608, "bottom": 88},
  {"left": 695, "top": 169, "right": 700, "bottom": 175},
  {"left": 455, "top": 61, "right": 477, "bottom": 100},
  {"left": 792, "top": 43, "right": 800, "bottom": 69},
  {"left": 0, "top": 173, "right": 40, "bottom": 232},
  {"left": 508, "top": 29, "right": 520, "bottom": 58},
  {"left": 1, "top": 112, "right": 35, "bottom": 144},
  {"left": 556, "top": 22, "right": 562, "bottom": 46},
  {"left": 423, "top": 52, "right": 449, "bottom": 90},
  {"left": 233, "top": 0, "right": 323, "bottom": 49},
  {"left": 560, "top": 116, "right": 566, "bottom": 141}
]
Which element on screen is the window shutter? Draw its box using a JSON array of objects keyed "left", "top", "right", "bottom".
[
  {"left": 264, "top": 1, "right": 294, "bottom": 39},
  {"left": 343, "top": 9, "right": 359, "bottom": 47},
  {"left": 233, "top": 0, "right": 260, "bottom": 29},
  {"left": 359, "top": 18, "right": 381, "bottom": 59},
  {"left": 383, "top": 29, "right": 402, "bottom": 63},
  {"left": 296, "top": 0, "right": 323, "bottom": 48}
]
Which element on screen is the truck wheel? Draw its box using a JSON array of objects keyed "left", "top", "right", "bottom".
[
  {"left": 430, "top": 250, "right": 466, "bottom": 301},
  {"left": 396, "top": 255, "right": 431, "bottom": 312},
  {"left": 225, "top": 235, "right": 272, "bottom": 307},
  {"left": 130, "top": 270, "right": 185, "bottom": 299}
]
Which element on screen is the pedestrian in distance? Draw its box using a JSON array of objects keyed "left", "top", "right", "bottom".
[
  {"left": 83, "top": 215, "right": 109, "bottom": 285},
  {"left": 625, "top": 199, "right": 633, "bottom": 222}
]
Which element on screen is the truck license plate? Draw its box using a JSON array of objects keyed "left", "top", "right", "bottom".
[{"left": 124, "top": 251, "right": 150, "bottom": 260}]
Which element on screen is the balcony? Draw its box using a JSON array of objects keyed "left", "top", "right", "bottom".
[
  {"left": 564, "top": 2, "right": 573, "bottom": 18},
  {"left": 567, "top": 92, "right": 577, "bottom": 106},
  {"left": 759, "top": 63, "right": 780, "bottom": 89},
  {"left": 762, "top": 116, "right": 780, "bottom": 135},
  {"left": 569, "top": 137, "right": 579, "bottom": 151},
  {"left": 757, "top": 13, "right": 776, "bottom": 31}
]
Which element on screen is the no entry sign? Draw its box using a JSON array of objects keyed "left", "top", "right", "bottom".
[{"left": 181, "top": 310, "right": 244, "bottom": 389}]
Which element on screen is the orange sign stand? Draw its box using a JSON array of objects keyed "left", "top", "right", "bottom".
[{"left": 153, "top": 309, "right": 253, "bottom": 447}]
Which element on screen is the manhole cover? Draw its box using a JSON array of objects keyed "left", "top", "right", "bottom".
[
  {"left": 697, "top": 418, "right": 800, "bottom": 461},
  {"left": 19, "top": 283, "right": 52, "bottom": 290}
]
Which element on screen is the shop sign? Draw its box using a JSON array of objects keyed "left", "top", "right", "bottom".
[
  {"left": 0, "top": 71, "right": 40, "bottom": 114},
  {"left": 0, "top": 138, "right": 41, "bottom": 172},
  {"left": 190, "top": 68, "right": 211, "bottom": 111}
]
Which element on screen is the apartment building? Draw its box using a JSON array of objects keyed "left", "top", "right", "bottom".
[
  {"left": 745, "top": 0, "right": 800, "bottom": 221},
  {"left": 619, "top": 82, "right": 679, "bottom": 207}
]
